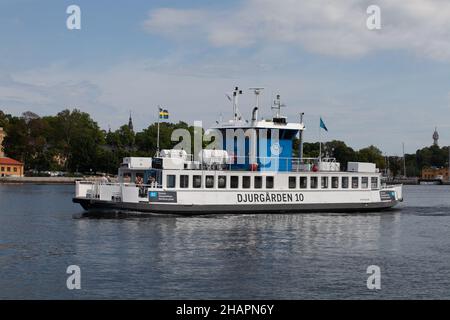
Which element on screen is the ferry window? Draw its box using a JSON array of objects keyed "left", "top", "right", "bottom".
[
  {"left": 289, "top": 177, "right": 296, "bottom": 189},
  {"left": 361, "top": 177, "right": 369, "bottom": 189},
  {"left": 231, "top": 176, "right": 239, "bottom": 189},
  {"left": 218, "top": 176, "right": 227, "bottom": 188},
  {"left": 193, "top": 175, "right": 202, "bottom": 188},
  {"left": 242, "top": 176, "right": 251, "bottom": 189},
  {"left": 310, "top": 177, "right": 318, "bottom": 189},
  {"left": 371, "top": 177, "right": 378, "bottom": 189},
  {"left": 299, "top": 176, "right": 308, "bottom": 189},
  {"left": 352, "top": 177, "right": 359, "bottom": 189},
  {"left": 0, "top": 167, "right": 3, "bottom": 171},
  {"left": 166, "top": 175, "right": 176, "bottom": 188},
  {"left": 13, "top": 167, "right": 17, "bottom": 172},
  {"left": 206, "top": 175, "right": 214, "bottom": 188},
  {"left": 342, "top": 177, "right": 349, "bottom": 189},
  {"left": 254, "top": 176, "right": 262, "bottom": 189},
  {"left": 331, "top": 177, "right": 339, "bottom": 189},
  {"left": 7, "top": 167, "right": 10, "bottom": 172},
  {"left": 156, "top": 171, "right": 163, "bottom": 187},
  {"left": 180, "top": 175, "right": 189, "bottom": 188},
  {"left": 321, "top": 176, "right": 329, "bottom": 189},
  {"left": 266, "top": 176, "right": 274, "bottom": 189}
]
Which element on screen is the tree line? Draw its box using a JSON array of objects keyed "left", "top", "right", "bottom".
[
  {"left": 297, "top": 140, "right": 449, "bottom": 177},
  {"left": 0, "top": 109, "right": 448, "bottom": 176},
  {"left": 0, "top": 109, "right": 194, "bottom": 174}
]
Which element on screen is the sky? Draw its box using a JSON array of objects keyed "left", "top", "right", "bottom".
[{"left": 1, "top": 0, "right": 450, "bottom": 155}]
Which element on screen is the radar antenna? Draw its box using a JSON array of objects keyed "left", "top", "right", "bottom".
[
  {"left": 271, "top": 94, "right": 286, "bottom": 118},
  {"left": 249, "top": 87, "right": 264, "bottom": 109}
]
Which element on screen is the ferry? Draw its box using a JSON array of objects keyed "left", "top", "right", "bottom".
[{"left": 73, "top": 87, "right": 403, "bottom": 215}]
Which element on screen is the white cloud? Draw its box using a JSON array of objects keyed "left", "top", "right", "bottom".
[
  {"left": 142, "top": 8, "right": 209, "bottom": 41},
  {"left": 143, "top": 0, "right": 450, "bottom": 61},
  {"left": 2, "top": 57, "right": 447, "bottom": 155},
  {"left": 0, "top": 68, "right": 112, "bottom": 121}
]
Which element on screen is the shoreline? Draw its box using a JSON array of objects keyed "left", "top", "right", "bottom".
[
  {"left": 0, "top": 177, "right": 101, "bottom": 185},
  {"left": 1, "top": 176, "right": 449, "bottom": 185}
]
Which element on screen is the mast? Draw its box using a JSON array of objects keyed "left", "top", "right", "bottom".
[
  {"left": 249, "top": 88, "right": 263, "bottom": 166},
  {"left": 249, "top": 87, "right": 264, "bottom": 110},
  {"left": 232, "top": 87, "right": 243, "bottom": 121},
  {"left": 156, "top": 106, "right": 161, "bottom": 156},
  {"left": 402, "top": 142, "right": 406, "bottom": 177},
  {"left": 272, "top": 94, "right": 285, "bottom": 118},
  {"left": 319, "top": 131, "right": 322, "bottom": 162},
  {"left": 299, "top": 112, "right": 304, "bottom": 161}
]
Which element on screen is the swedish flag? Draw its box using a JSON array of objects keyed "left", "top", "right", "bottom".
[{"left": 159, "top": 109, "right": 169, "bottom": 120}]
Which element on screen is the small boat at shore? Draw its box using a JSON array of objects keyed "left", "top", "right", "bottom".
[{"left": 73, "top": 87, "right": 403, "bottom": 215}]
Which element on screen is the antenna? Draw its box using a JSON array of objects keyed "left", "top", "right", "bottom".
[
  {"left": 249, "top": 87, "right": 264, "bottom": 109},
  {"left": 271, "top": 94, "right": 286, "bottom": 118},
  {"left": 232, "top": 86, "right": 243, "bottom": 121}
]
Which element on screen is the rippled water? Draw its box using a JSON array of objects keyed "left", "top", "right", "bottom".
[{"left": 1, "top": 184, "right": 450, "bottom": 299}]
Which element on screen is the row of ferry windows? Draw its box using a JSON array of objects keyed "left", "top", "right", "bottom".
[
  {"left": 166, "top": 175, "right": 379, "bottom": 190},
  {"left": 167, "top": 175, "right": 274, "bottom": 189}
]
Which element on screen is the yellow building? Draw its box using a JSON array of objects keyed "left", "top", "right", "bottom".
[
  {"left": 0, "top": 157, "right": 24, "bottom": 177},
  {"left": 421, "top": 167, "right": 449, "bottom": 180},
  {"left": 0, "top": 127, "right": 24, "bottom": 177}
]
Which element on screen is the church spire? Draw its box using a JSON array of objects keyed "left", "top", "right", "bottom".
[{"left": 128, "top": 111, "right": 134, "bottom": 132}]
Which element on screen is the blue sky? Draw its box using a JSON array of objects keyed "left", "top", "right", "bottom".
[{"left": 1, "top": 0, "right": 450, "bottom": 155}]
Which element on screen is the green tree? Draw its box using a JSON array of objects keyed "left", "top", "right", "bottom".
[
  {"left": 135, "top": 121, "right": 193, "bottom": 155},
  {"left": 0, "top": 110, "right": 11, "bottom": 127},
  {"left": 357, "top": 145, "right": 385, "bottom": 169},
  {"left": 388, "top": 156, "right": 403, "bottom": 177},
  {"left": 48, "top": 109, "right": 105, "bottom": 173},
  {"left": 324, "top": 140, "right": 356, "bottom": 170}
]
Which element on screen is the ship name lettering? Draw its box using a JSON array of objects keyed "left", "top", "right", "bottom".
[{"left": 237, "top": 193, "right": 304, "bottom": 203}]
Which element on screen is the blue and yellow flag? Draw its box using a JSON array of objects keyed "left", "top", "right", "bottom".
[
  {"left": 319, "top": 117, "right": 328, "bottom": 132},
  {"left": 159, "top": 108, "right": 169, "bottom": 120}
]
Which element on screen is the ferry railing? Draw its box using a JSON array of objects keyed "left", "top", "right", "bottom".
[
  {"left": 194, "top": 156, "right": 337, "bottom": 172},
  {"left": 98, "top": 182, "right": 163, "bottom": 190},
  {"left": 76, "top": 180, "right": 163, "bottom": 199},
  {"left": 151, "top": 153, "right": 338, "bottom": 172}
]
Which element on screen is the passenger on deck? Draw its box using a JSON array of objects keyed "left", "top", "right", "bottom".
[
  {"left": 100, "top": 174, "right": 109, "bottom": 184},
  {"left": 147, "top": 176, "right": 157, "bottom": 188},
  {"left": 135, "top": 176, "right": 143, "bottom": 186}
]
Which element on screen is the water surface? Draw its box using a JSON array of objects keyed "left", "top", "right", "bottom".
[{"left": 0, "top": 184, "right": 449, "bottom": 299}]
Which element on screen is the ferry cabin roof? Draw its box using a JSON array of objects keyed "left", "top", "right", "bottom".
[{"left": 211, "top": 120, "right": 302, "bottom": 172}]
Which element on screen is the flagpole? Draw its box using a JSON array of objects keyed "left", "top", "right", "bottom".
[
  {"left": 319, "top": 116, "right": 322, "bottom": 162},
  {"left": 156, "top": 106, "right": 160, "bottom": 157}
]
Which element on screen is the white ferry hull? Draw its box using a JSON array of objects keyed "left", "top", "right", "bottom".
[
  {"left": 73, "top": 186, "right": 402, "bottom": 215},
  {"left": 73, "top": 197, "right": 399, "bottom": 214}
]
